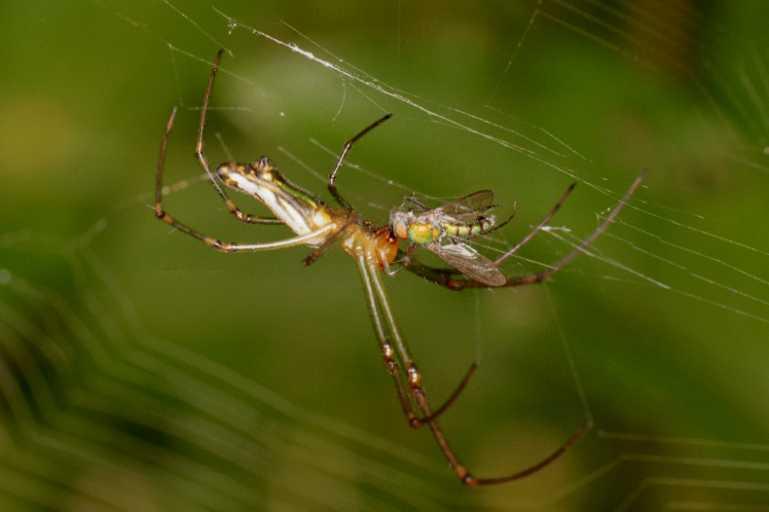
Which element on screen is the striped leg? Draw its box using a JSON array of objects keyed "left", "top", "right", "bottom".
[
  {"left": 193, "top": 49, "right": 280, "bottom": 225},
  {"left": 356, "top": 255, "right": 477, "bottom": 429},
  {"left": 364, "top": 259, "right": 589, "bottom": 486}
]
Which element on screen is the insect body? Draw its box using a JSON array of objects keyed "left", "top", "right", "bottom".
[
  {"left": 390, "top": 190, "right": 511, "bottom": 286},
  {"left": 390, "top": 190, "right": 498, "bottom": 244}
]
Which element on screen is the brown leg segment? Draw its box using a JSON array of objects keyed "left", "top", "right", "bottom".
[
  {"left": 327, "top": 113, "right": 392, "bottom": 210},
  {"left": 365, "top": 260, "right": 589, "bottom": 485},
  {"left": 494, "top": 182, "right": 576, "bottom": 265},
  {"left": 356, "top": 255, "right": 476, "bottom": 429}
]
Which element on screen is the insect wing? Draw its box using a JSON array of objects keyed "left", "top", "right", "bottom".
[
  {"left": 427, "top": 242, "right": 507, "bottom": 286},
  {"left": 399, "top": 195, "right": 429, "bottom": 213},
  {"left": 439, "top": 190, "right": 495, "bottom": 216},
  {"left": 404, "top": 190, "right": 495, "bottom": 226},
  {"left": 427, "top": 190, "right": 496, "bottom": 226}
]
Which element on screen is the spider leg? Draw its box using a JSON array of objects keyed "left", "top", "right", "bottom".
[
  {"left": 155, "top": 108, "right": 335, "bottom": 253},
  {"left": 195, "top": 49, "right": 281, "bottom": 225},
  {"left": 303, "top": 235, "right": 338, "bottom": 267},
  {"left": 356, "top": 255, "right": 476, "bottom": 428},
  {"left": 358, "top": 254, "right": 427, "bottom": 427},
  {"left": 364, "top": 259, "right": 590, "bottom": 485},
  {"left": 417, "top": 362, "right": 477, "bottom": 424},
  {"left": 494, "top": 182, "right": 577, "bottom": 265},
  {"left": 303, "top": 215, "right": 357, "bottom": 266},
  {"left": 327, "top": 113, "right": 392, "bottom": 210},
  {"left": 404, "top": 175, "right": 643, "bottom": 291},
  {"left": 483, "top": 207, "right": 517, "bottom": 236},
  {"left": 396, "top": 252, "right": 464, "bottom": 290}
]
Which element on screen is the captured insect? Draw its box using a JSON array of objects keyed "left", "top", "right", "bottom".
[
  {"left": 390, "top": 190, "right": 516, "bottom": 286},
  {"left": 154, "top": 50, "right": 643, "bottom": 486}
]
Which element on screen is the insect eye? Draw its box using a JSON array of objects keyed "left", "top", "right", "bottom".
[{"left": 393, "top": 221, "right": 408, "bottom": 240}]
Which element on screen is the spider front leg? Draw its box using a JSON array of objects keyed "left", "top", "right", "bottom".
[
  {"left": 361, "top": 257, "right": 589, "bottom": 485},
  {"left": 327, "top": 113, "right": 392, "bottom": 210},
  {"left": 194, "top": 49, "right": 281, "bottom": 226},
  {"left": 303, "top": 214, "right": 358, "bottom": 266},
  {"left": 155, "top": 108, "right": 335, "bottom": 253},
  {"left": 494, "top": 182, "right": 576, "bottom": 265},
  {"left": 400, "top": 253, "right": 548, "bottom": 290}
]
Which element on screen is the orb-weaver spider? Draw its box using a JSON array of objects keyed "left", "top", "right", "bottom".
[{"left": 154, "top": 49, "right": 643, "bottom": 486}]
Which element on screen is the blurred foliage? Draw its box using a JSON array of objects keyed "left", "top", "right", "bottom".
[{"left": 2, "top": 0, "right": 769, "bottom": 510}]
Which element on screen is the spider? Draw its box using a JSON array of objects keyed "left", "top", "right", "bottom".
[{"left": 154, "top": 49, "right": 643, "bottom": 486}]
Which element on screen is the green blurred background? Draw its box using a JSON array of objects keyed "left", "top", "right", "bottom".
[{"left": 2, "top": 1, "right": 769, "bottom": 510}]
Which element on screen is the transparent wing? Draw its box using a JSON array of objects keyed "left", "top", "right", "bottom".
[
  {"left": 396, "top": 191, "right": 497, "bottom": 235},
  {"left": 425, "top": 242, "right": 507, "bottom": 286},
  {"left": 420, "top": 190, "right": 496, "bottom": 226},
  {"left": 399, "top": 195, "right": 429, "bottom": 213},
  {"left": 438, "top": 190, "right": 495, "bottom": 215}
]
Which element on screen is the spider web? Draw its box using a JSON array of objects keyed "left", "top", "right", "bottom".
[{"left": 2, "top": 0, "right": 769, "bottom": 510}]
